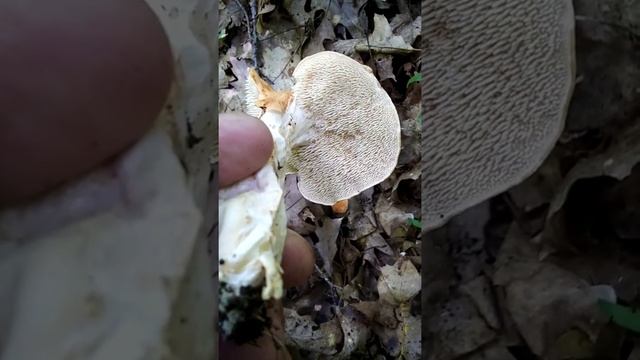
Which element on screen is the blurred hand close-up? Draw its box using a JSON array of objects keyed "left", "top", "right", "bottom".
[{"left": 218, "top": 113, "right": 315, "bottom": 360}]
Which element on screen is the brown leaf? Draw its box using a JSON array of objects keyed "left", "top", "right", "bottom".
[
  {"left": 369, "top": 14, "right": 416, "bottom": 50},
  {"left": 315, "top": 217, "right": 342, "bottom": 274},
  {"left": 460, "top": 343, "right": 516, "bottom": 360},
  {"left": 335, "top": 305, "right": 370, "bottom": 357},
  {"left": 377, "top": 258, "right": 421, "bottom": 305},
  {"left": 374, "top": 54, "right": 396, "bottom": 82},
  {"left": 365, "top": 232, "right": 394, "bottom": 256},
  {"left": 399, "top": 314, "right": 421, "bottom": 360},
  {"left": 351, "top": 301, "right": 379, "bottom": 321},
  {"left": 284, "top": 175, "right": 315, "bottom": 235},
  {"left": 392, "top": 164, "right": 421, "bottom": 194},
  {"left": 257, "top": 3, "right": 275, "bottom": 15},
  {"left": 303, "top": 17, "right": 336, "bottom": 57},
  {"left": 544, "top": 121, "right": 640, "bottom": 245},
  {"left": 284, "top": 308, "right": 341, "bottom": 355},
  {"left": 502, "top": 261, "right": 615, "bottom": 356},
  {"left": 546, "top": 329, "right": 595, "bottom": 360},
  {"left": 389, "top": 14, "right": 421, "bottom": 47},
  {"left": 374, "top": 195, "right": 412, "bottom": 237},
  {"left": 460, "top": 276, "right": 500, "bottom": 330},
  {"left": 430, "top": 296, "right": 497, "bottom": 360},
  {"left": 345, "top": 189, "right": 377, "bottom": 241}
]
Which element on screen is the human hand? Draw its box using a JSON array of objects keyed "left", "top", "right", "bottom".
[{"left": 218, "top": 113, "right": 315, "bottom": 360}]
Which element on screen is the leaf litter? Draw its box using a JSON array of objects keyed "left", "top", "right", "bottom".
[
  {"left": 218, "top": 0, "right": 421, "bottom": 358},
  {"left": 423, "top": 1, "right": 640, "bottom": 359}
]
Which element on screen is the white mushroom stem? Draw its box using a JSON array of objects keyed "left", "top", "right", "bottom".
[
  {"left": 219, "top": 103, "right": 289, "bottom": 301},
  {"left": 218, "top": 165, "right": 286, "bottom": 300}
]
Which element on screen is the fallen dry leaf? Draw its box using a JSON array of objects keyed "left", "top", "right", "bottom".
[
  {"left": 501, "top": 261, "right": 616, "bottom": 356},
  {"left": 374, "top": 54, "right": 396, "bottom": 81},
  {"left": 315, "top": 217, "right": 342, "bottom": 274},
  {"left": 554, "top": 255, "right": 640, "bottom": 303},
  {"left": 399, "top": 314, "right": 421, "bottom": 360},
  {"left": 392, "top": 164, "right": 421, "bottom": 194},
  {"left": 369, "top": 13, "right": 416, "bottom": 50},
  {"left": 429, "top": 296, "right": 497, "bottom": 360},
  {"left": 303, "top": 17, "right": 336, "bottom": 57},
  {"left": 389, "top": 14, "right": 421, "bottom": 46},
  {"left": 334, "top": 305, "right": 370, "bottom": 358},
  {"left": 461, "top": 343, "right": 516, "bottom": 360},
  {"left": 284, "top": 308, "right": 342, "bottom": 356},
  {"left": 546, "top": 121, "right": 640, "bottom": 231},
  {"left": 460, "top": 276, "right": 500, "bottom": 330},
  {"left": 377, "top": 258, "right": 420, "bottom": 305},
  {"left": 546, "top": 328, "right": 595, "bottom": 360},
  {"left": 374, "top": 313, "right": 421, "bottom": 359},
  {"left": 330, "top": 13, "right": 418, "bottom": 55},
  {"left": 331, "top": 0, "right": 367, "bottom": 39},
  {"left": 363, "top": 232, "right": 395, "bottom": 269},
  {"left": 374, "top": 195, "right": 413, "bottom": 237},
  {"left": 284, "top": 175, "right": 316, "bottom": 236}
]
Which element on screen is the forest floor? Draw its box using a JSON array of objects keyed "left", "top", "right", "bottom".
[
  {"left": 219, "top": 0, "right": 422, "bottom": 359},
  {"left": 424, "top": 1, "right": 640, "bottom": 360}
]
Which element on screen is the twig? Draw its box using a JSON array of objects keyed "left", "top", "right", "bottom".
[
  {"left": 314, "top": 264, "right": 341, "bottom": 289},
  {"left": 354, "top": 44, "right": 422, "bottom": 55},
  {"left": 233, "top": 0, "right": 260, "bottom": 68},
  {"left": 258, "top": 25, "right": 306, "bottom": 42},
  {"left": 285, "top": 195, "right": 304, "bottom": 211},
  {"left": 314, "top": 264, "right": 343, "bottom": 306},
  {"left": 358, "top": 0, "right": 378, "bottom": 74},
  {"left": 233, "top": 0, "right": 250, "bottom": 33},
  {"left": 270, "top": 0, "right": 334, "bottom": 83},
  {"left": 249, "top": 0, "right": 260, "bottom": 67},
  {"left": 271, "top": 30, "right": 304, "bottom": 83},
  {"left": 266, "top": 0, "right": 336, "bottom": 84}
]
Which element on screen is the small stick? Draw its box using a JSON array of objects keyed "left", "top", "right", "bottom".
[
  {"left": 249, "top": 0, "right": 260, "bottom": 68},
  {"left": 314, "top": 264, "right": 342, "bottom": 305},
  {"left": 355, "top": 44, "right": 421, "bottom": 55},
  {"left": 233, "top": 0, "right": 260, "bottom": 68}
]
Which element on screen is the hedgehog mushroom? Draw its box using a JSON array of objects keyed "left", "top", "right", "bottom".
[
  {"left": 219, "top": 51, "right": 400, "bottom": 342},
  {"left": 421, "top": 0, "right": 575, "bottom": 231}
]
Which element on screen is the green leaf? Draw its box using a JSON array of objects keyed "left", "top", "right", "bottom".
[
  {"left": 416, "top": 114, "right": 423, "bottom": 126},
  {"left": 408, "top": 218, "right": 422, "bottom": 230},
  {"left": 406, "top": 72, "right": 422, "bottom": 88},
  {"left": 218, "top": 28, "right": 228, "bottom": 40},
  {"left": 598, "top": 300, "right": 640, "bottom": 333}
]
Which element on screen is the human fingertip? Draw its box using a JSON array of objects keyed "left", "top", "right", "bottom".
[
  {"left": 219, "top": 333, "right": 277, "bottom": 360},
  {"left": 219, "top": 113, "right": 274, "bottom": 187},
  {"left": 281, "top": 230, "right": 315, "bottom": 287}
]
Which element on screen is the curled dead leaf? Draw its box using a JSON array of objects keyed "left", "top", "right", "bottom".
[{"left": 377, "top": 258, "right": 421, "bottom": 305}]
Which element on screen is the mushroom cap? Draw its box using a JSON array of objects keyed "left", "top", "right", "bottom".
[
  {"left": 422, "top": 0, "right": 575, "bottom": 230},
  {"left": 285, "top": 51, "right": 401, "bottom": 205}
]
